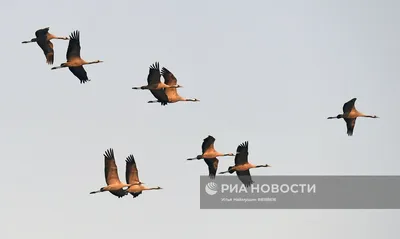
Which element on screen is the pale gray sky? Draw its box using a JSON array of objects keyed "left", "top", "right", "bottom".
[{"left": 1, "top": 0, "right": 399, "bottom": 238}]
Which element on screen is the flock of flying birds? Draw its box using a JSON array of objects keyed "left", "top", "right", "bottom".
[{"left": 22, "top": 27, "right": 380, "bottom": 199}]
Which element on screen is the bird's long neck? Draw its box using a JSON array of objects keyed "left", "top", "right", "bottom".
[
  {"left": 133, "top": 85, "right": 149, "bottom": 90},
  {"left": 187, "top": 155, "right": 203, "bottom": 160},
  {"left": 327, "top": 114, "right": 343, "bottom": 119},
  {"left": 90, "top": 187, "right": 105, "bottom": 194},
  {"left": 255, "top": 164, "right": 270, "bottom": 168},
  {"left": 22, "top": 38, "right": 37, "bottom": 43},
  {"left": 148, "top": 100, "right": 160, "bottom": 103}
]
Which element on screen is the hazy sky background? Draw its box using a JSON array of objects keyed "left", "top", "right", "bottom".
[{"left": 1, "top": 0, "right": 399, "bottom": 238}]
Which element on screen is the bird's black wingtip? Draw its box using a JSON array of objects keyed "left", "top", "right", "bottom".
[
  {"left": 150, "top": 62, "right": 159, "bottom": 70},
  {"left": 204, "top": 135, "right": 215, "bottom": 141},
  {"left": 104, "top": 148, "right": 114, "bottom": 159},
  {"left": 69, "top": 30, "right": 80, "bottom": 40},
  {"left": 239, "top": 141, "right": 249, "bottom": 148},
  {"left": 126, "top": 154, "right": 135, "bottom": 164},
  {"left": 160, "top": 67, "right": 171, "bottom": 76},
  {"left": 80, "top": 79, "right": 90, "bottom": 84}
]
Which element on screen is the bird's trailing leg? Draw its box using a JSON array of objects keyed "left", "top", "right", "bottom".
[
  {"left": 361, "top": 115, "right": 379, "bottom": 118},
  {"left": 54, "top": 36, "right": 69, "bottom": 40}
]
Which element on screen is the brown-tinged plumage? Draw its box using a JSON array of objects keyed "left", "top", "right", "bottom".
[
  {"left": 90, "top": 148, "right": 140, "bottom": 198},
  {"left": 187, "top": 135, "right": 234, "bottom": 179},
  {"left": 51, "top": 30, "right": 103, "bottom": 84},
  {"left": 327, "top": 98, "right": 379, "bottom": 136},
  {"left": 219, "top": 141, "right": 271, "bottom": 187},
  {"left": 22, "top": 27, "right": 69, "bottom": 65},
  {"left": 132, "top": 62, "right": 182, "bottom": 91},
  {"left": 125, "top": 155, "right": 162, "bottom": 198},
  {"left": 147, "top": 66, "right": 199, "bottom": 105}
]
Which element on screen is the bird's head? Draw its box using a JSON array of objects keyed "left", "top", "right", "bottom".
[
  {"left": 327, "top": 114, "right": 343, "bottom": 119},
  {"left": 22, "top": 38, "right": 37, "bottom": 44},
  {"left": 191, "top": 98, "right": 200, "bottom": 102},
  {"left": 96, "top": 60, "right": 104, "bottom": 63}
]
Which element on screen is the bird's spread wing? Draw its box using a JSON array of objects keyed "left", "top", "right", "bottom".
[
  {"left": 234, "top": 141, "right": 249, "bottom": 165},
  {"left": 35, "top": 27, "right": 49, "bottom": 38},
  {"left": 66, "top": 30, "right": 81, "bottom": 61},
  {"left": 161, "top": 67, "right": 178, "bottom": 85},
  {"left": 36, "top": 39, "right": 54, "bottom": 65},
  {"left": 104, "top": 148, "right": 122, "bottom": 185},
  {"left": 45, "top": 41, "right": 54, "bottom": 64},
  {"left": 130, "top": 191, "right": 142, "bottom": 198},
  {"left": 125, "top": 155, "right": 140, "bottom": 184},
  {"left": 201, "top": 135, "right": 216, "bottom": 154},
  {"left": 204, "top": 158, "right": 218, "bottom": 179},
  {"left": 236, "top": 170, "right": 253, "bottom": 187},
  {"left": 149, "top": 88, "right": 169, "bottom": 105},
  {"left": 343, "top": 98, "right": 357, "bottom": 113},
  {"left": 109, "top": 189, "right": 127, "bottom": 198},
  {"left": 147, "top": 62, "right": 161, "bottom": 85},
  {"left": 161, "top": 67, "right": 179, "bottom": 99},
  {"left": 69, "top": 66, "right": 89, "bottom": 84},
  {"left": 345, "top": 118, "right": 356, "bottom": 136}
]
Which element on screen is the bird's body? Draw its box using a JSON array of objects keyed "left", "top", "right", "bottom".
[
  {"left": 125, "top": 155, "right": 162, "bottom": 198},
  {"left": 147, "top": 65, "right": 199, "bottom": 105},
  {"left": 187, "top": 135, "right": 234, "bottom": 179},
  {"left": 90, "top": 149, "right": 140, "bottom": 198},
  {"left": 327, "top": 98, "right": 379, "bottom": 136},
  {"left": 22, "top": 27, "right": 69, "bottom": 65},
  {"left": 132, "top": 62, "right": 182, "bottom": 91},
  {"left": 51, "top": 30, "right": 103, "bottom": 84},
  {"left": 219, "top": 141, "right": 270, "bottom": 187}
]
